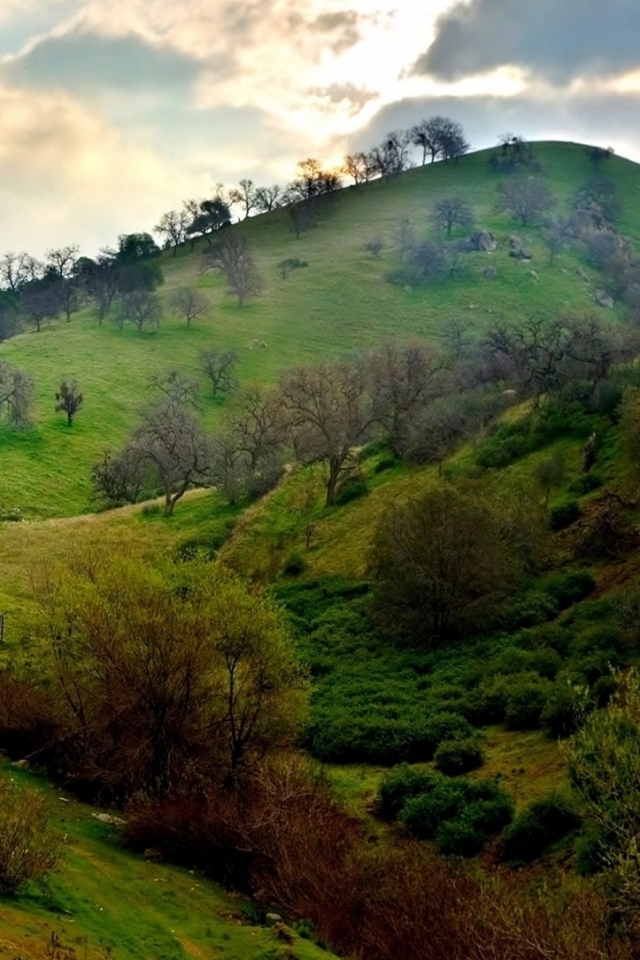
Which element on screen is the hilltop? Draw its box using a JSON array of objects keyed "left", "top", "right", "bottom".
[{"left": 0, "top": 140, "right": 637, "bottom": 519}]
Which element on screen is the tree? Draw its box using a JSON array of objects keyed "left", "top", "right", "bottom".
[
  {"left": 229, "top": 179, "right": 258, "bottom": 220},
  {"left": 185, "top": 195, "right": 232, "bottom": 247},
  {"left": 74, "top": 254, "right": 121, "bottom": 323},
  {"left": 116, "top": 232, "right": 161, "bottom": 264},
  {"left": 369, "top": 341, "right": 445, "bottom": 456},
  {"left": 214, "top": 386, "right": 285, "bottom": 500},
  {"left": 19, "top": 277, "right": 60, "bottom": 332},
  {"left": 342, "top": 152, "right": 374, "bottom": 186},
  {"left": 116, "top": 290, "right": 162, "bottom": 332},
  {"left": 368, "top": 131, "right": 411, "bottom": 181},
  {"left": 369, "top": 484, "right": 516, "bottom": 646},
  {"left": 155, "top": 209, "right": 189, "bottom": 255},
  {"left": 0, "top": 360, "right": 33, "bottom": 429},
  {"left": 92, "top": 446, "right": 149, "bottom": 507},
  {"left": 200, "top": 348, "right": 238, "bottom": 397},
  {"left": 205, "top": 235, "right": 264, "bottom": 306},
  {"left": 149, "top": 368, "right": 200, "bottom": 407},
  {"left": 45, "top": 244, "right": 79, "bottom": 279},
  {"left": 287, "top": 159, "right": 340, "bottom": 202},
  {"left": 496, "top": 176, "right": 555, "bottom": 226},
  {"left": 410, "top": 117, "right": 468, "bottom": 165},
  {"left": 430, "top": 196, "right": 474, "bottom": 237},
  {"left": 129, "top": 399, "right": 212, "bottom": 516},
  {"left": 574, "top": 177, "right": 622, "bottom": 230},
  {"left": 0, "top": 252, "right": 42, "bottom": 294},
  {"left": 279, "top": 358, "right": 378, "bottom": 506},
  {"left": 254, "top": 184, "right": 283, "bottom": 213},
  {"left": 170, "top": 287, "right": 211, "bottom": 326},
  {"left": 55, "top": 380, "right": 83, "bottom": 426},
  {"left": 37, "top": 553, "right": 307, "bottom": 794}
]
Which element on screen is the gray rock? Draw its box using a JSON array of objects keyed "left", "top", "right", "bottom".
[
  {"left": 529, "top": 270, "right": 539, "bottom": 281},
  {"left": 594, "top": 290, "right": 614, "bottom": 309},
  {"left": 143, "top": 847, "right": 164, "bottom": 860},
  {"left": 484, "top": 267, "right": 497, "bottom": 279},
  {"left": 266, "top": 913, "right": 283, "bottom": 923},
  {"left": 92, "top": 812, "right": 126, "bottom": 826},
  {"left": 472, "top": 229, "right": 497, "bottom": 252},
  {"left": 576, "top": 266, "right": 589, "bottom": 281},
  {"left": 13, "top": 759, "right": 30, "bottom": 769}
]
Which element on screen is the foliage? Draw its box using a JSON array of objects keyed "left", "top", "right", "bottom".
[
  {"left": 549, "top": 498, "right": 580, "bottom": 530},
  {"left": 370, "top": 484, "right": 521, "bottom": 646},
  {"left": 0, "top": 774, "right": 61, "bottom": 894},
  {"left": 55, "top": 379, "right": 83, "bottom": 426},
  {"left": 434, "top": 737, "right": 484, "bottom": 775},
  {"left": 501, "top": 793, "right": 581, "bottom": 863},
  {"left": 35, "top": 552, "right": 308, "bottom": 798}
]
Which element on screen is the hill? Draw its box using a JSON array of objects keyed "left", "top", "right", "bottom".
[{"left": 0, "top": 140, "right": 637, "bottom": 518}]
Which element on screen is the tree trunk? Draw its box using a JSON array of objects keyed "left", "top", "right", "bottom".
[{"left": 325, "top": 456, "right": 341, "bottom": 507}]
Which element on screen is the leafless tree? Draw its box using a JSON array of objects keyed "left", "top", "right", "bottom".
[
  {"left": 45, "top": 245, "right": 79, "bottom": 279},
  {"left": 149, "top": 368, "right": 200, "bottom": 407},
  {"left": 155, "top": 209, "right": 189, "bottom": 255},
  {"left": 254, "top": 185, "right": 283, "bottom": 213},
  {"left": 280, "top": 358, "right": 378, "bottom": 507},
  {"left": 20, "top": 279, "right": 60, "bottom": 332},
  {"left": 0, "top": 361, "right": 33, "bottom": 429},
  {"left": 130, "top": 399, "right": 212, "bottom": 515},
  {"left": 200, "top": 348, "right": 238, "bottom": 397},
  {"left": 392, "top": 219, "right": 417, "bottom": 262},
  {"left": 430, "top": 196, "right": 475, "bottom": 237},
  {"left": 214, "top": 386, "right": 284, "bottom": 500},
  {"left": 229, "top": 179, "right": 258, "bottom": 220},
  {"left": 116, "top": 290, "right": 162, "bottom": 332},
  {"left": 92, "top": 446, "right": 149, "bottom": 506},
  {"left": 496, "top": 176, "right": 555, "bottom": 226},
  {"left": 170, "top": 287, "right": 210, "bottom": 326},
  {"left": 342, "top": 152, "right": 374, "bottom": 186},
  {"left": 205, "top": 235, "right": 264, "bottom": 306}
]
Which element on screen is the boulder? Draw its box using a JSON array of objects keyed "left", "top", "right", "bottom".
[
  {"left": 484, "top": 267, "right": 497, "bottom": 279},
  {"left": 472, "top": 230, "right": 497, "bottom": 252},
  {"left": 508, "top": 235, "right": 532, "bottom": 260},
  {"left": 594, "top": 290, "right": 614, "bottom": 309}
]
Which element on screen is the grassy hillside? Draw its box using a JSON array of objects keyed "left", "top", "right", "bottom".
[
  {"left": 0, "top": 765, "right": 333, "bottom": 960},
  {"left": 0, "top": 141, "right": 637, "bottom": 518}
]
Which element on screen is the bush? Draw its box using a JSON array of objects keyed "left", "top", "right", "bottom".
[
  {"left": 540, "top": 571, "right": 596, "bottom": 608},
  {"left": 334, "top": 477, "right": 368, "bottom": 506},
  {"left": 0, "top": 776, "right": 61, "bottom": 893},
  {"left": 569, "top": 473, "right": 603, "bottom": 496},
  {"left": 504, "top": 674, "right": 553, "bottom": 730},
  {"left": 540, "top": 682, "right": 591, "bottom": 737},
  {"left": 283, "top": 553, "right": 306, "bottom": 577},
  {"left": 501, "top": 794, "right": 581, "bottom": 863},
  {"left": 549, "top": 499, "right": 580, "bottom": 530},
  {"left": 434, "top": 815, "right": 485, "bottom": 857},
  {"left": 377, "top": 765, "right": 436, "bottom": 820},
  {"left": 434, "top": 737, "right": 484, "bottom": 775},
  {"left": 374, "top": 456, "right": 399, "bottom": 474}
]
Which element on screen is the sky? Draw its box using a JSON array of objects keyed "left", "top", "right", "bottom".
[{"left": 1, "top": 0, "right": 640, "bottom": 256}]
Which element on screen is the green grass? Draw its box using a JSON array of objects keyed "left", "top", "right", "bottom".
[
  {"left": 0, "top": 765, "right": 334, "bottom": 960},
  {"left": 0, "top": 140, "right": 636, "bottom": 518}
]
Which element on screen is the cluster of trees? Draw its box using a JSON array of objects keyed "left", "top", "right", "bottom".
[
  {"left": 0, "top": 233, "right": 165, "bottom": 335},
  {"left": 94, "top": 313, "right": 627, "bottom": 516},
  {"left": 153, "top": 116, "right": 469, "bottom": 251}
]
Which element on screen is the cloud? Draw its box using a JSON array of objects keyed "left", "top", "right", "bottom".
[
  {"left": 415, "top": 0, "right": 640, "bottom": 84},
  {"left": 353, "top": 87, "right": 640, "bottom": 163}
]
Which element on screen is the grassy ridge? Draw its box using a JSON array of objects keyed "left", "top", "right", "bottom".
[{"left": 0, "top": 141, "right": 636, "bottom": 517}]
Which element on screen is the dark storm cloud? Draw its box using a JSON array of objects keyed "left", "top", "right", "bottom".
[
  {"left": 414, "top": 0, "right": 640, "bottom": 83},
  {"left": 353, "top": 89, "right": 640, "bottom": 160},
  {"left": 4, "top": 29, "right": 203, "bottom": 97}
]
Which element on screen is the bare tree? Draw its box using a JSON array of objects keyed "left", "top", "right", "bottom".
[
  {"left": 254, "top": 185, "right": 283, "bottom": 213},
  {"left": 342, "top": 152, "right": 373, "bottom": 186},
  {"left": 130, "top": 399, "right": 212, "bottom": 516},
  {"left": 55, "top": 380, "right": 83, "bottom": 426},
  {"left": 496, "top": 176, "right": 555, "bottom": 226},
  {"left": 214, "top": 386, "right": 284, "bottom": 500},
  {"left": 280, "top": 359, "right": 378, "bottom": 507},
  {"left": 170, "top": 287, "right": 210, "bottom": 326},
  {"left": 20, "top": 278, "right": 60, "bottom": 332},
  {"left": 430, "top": 196, "right": 474, "bottom": 237},
  {"left": 0, "top": 361, "right": 33, "bottom": 429},
  {"left": 45, "top": 245, "right": 79, "bottom": 279},
  {"left": 155, "top": 209, "right": 189, "bottom": 255},
  {"left": 287, "top": 159, "right": 340, "bottom": 202},
  {"left": 116, "top": 290, "right": 162, "bottom": 332},
  {"left": 200, "top": 348, "right": 238, "bottom": 397},
  {"left": 205, "top": 235, "right": 264, "bottom": 306},
  {"left": 368, "top": 131, "right": 411, "bottom": 181},
  {"left": 229, "top": 179, "right": 258, "bottom": 220},
  {"left": 411, "top": 117, "right": 468, "bottom": 165},
  {"left": 392, "top": 219, "right": 417, "bottom": 262},
  {"left": 92, "top": 446, "right": 149, "bottom": 506},
  {"left": 149, "top": 368, "right": 200, "bottom": 407}
]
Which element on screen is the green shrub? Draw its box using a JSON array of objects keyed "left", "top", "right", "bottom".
[
  {"left": 574, "top": 822, "right": 608, "bottom": 876},
  {"left": 549, "top": 499, "right": 580, "bottom": 530},
  {"left": 283, "top": 552, "right": 306, "bottom": 577},
  {"left": 569, "top": 473, "right": 603, "bottom": 496},
  {"left": 504, "top": 674, "right": 553, "bottom": 730},
  {"left": 334, "top": 477, "right": 368, "bottom": 506},
  {"left": 499, "top": 592, "right": 559, "bottom": 630},
  {"left": 540, "top": 682, "right": 591, "bottom": 737},
  {"left": 540, "top": 571, "right": 596, "bottom": 608},
  {"left": 377, "top": 765, "right": 438, "bottom": 821},
  {"left": 374, "top": 456, "right": 399, "bottom": 474},
  {"left": 434, "top": 815, "right": 485, "bottom": 857},
  {"left": 501, "top": 794, "right": 581, "bottom": 863},
  {"left": 399, "top": 779, "right": 463, "bottom": 840},
  {"left": 434, "top": 737, "right": 484, "bottom": 775}
]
